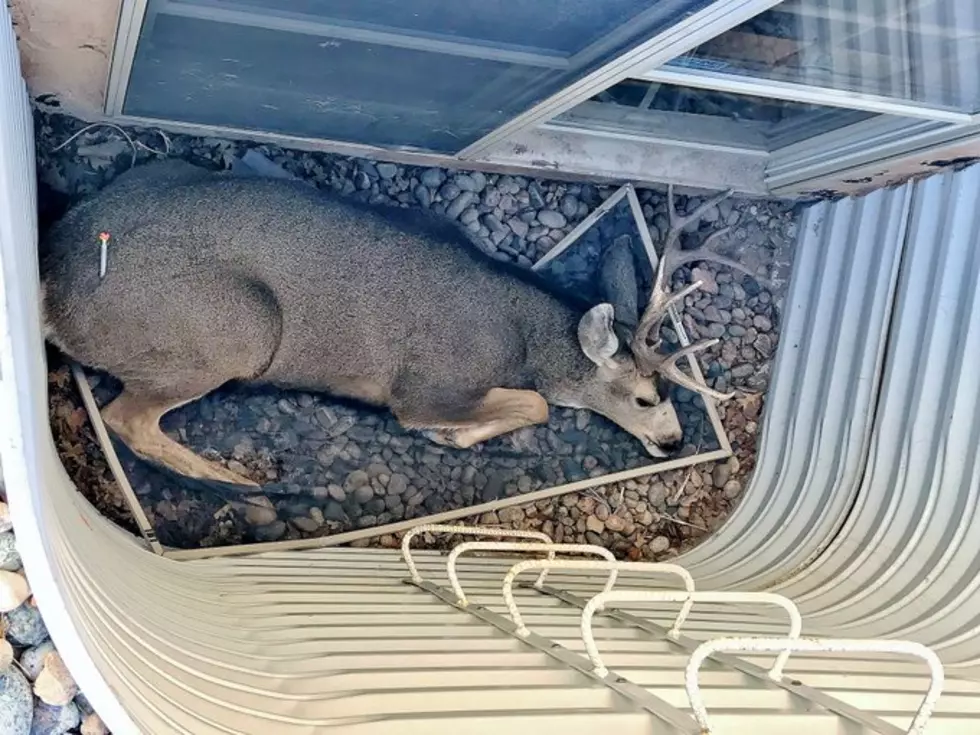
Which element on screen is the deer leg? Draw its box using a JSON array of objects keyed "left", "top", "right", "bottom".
[
  {"left": 102, "top": 388, "right": 260, "bottom": 487},
  {"left": 398, "top": 388, "right": 549, "bottom": 449}
]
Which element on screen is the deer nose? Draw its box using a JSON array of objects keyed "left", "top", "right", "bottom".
[{"left": 658, "top": 438, "right": 683, "bottom": 454}]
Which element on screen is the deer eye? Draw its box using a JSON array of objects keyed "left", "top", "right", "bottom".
[{"left": 634, "top": 397, "right": 657, "bottom": 409}]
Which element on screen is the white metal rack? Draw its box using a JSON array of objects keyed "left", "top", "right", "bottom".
[{"left": 402, "top": 525, "right": 946, "bottom": 735}]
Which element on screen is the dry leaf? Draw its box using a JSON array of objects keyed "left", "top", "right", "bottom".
[
  {"left": 66, "top": 407, "right": 87, "bottom": 432},
  {"left": 33, "top": 651, "right": 79, "bottom": 706},
  {"left": 735, "top": 390, "right": 763, "bottom": 419},
  {"left": 0, "top": 570, "right": 31, "bottom": 612},
  {"left": 81, "top": 713, "right": 109, "bottom": 735}
]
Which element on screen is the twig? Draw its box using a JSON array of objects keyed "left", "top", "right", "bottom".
[
  {"left": 586, "top": 488, "right": 605, "bottom": 506},
  {"left": 669, "top": 466, "right": 695, "bottom": 505},
  {"left": 660, "top": 514, "right": 707, "bottom": 533},
  {"left": 669, "top": 425, "right": 705, "bottom": 505},
  {"left": 52, "top": 122, "right": 172, "bottom": 169}
]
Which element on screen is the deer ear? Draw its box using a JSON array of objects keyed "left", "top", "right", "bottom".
[{"left": 578, "top": 303, "right": 620, "bottom": 367}]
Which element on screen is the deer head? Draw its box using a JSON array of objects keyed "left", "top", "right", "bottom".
[{"left": 559, "top": 185, "right": 759, "bottom": 458}]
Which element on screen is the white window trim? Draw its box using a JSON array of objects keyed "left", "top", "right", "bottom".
[{"left": 636, "top": 68, "right": 974, "bottom": 124}]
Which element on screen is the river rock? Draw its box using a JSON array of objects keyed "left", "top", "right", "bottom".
[
  {"left": 0, "top": 534, "right": 21, "bottom": 571},
  {"left": 0, "top": 666, "right": 32, "bottom": 735},
  {"left": 30, "top": 700, "right": 79, "bottom": 735}
]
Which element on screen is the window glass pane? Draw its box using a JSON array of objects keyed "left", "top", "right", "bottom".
[
  {"left": 556, "top": 78, "right": 876, "bottom": 150},
  {"left": 209, "top": 0, "right": 656, "bottom": 54},
  {"left": 123, "top": 0, "right": 716, "bottom": 152},
  {"left": 666, "top": 0, "right": 980, "bottom": 113}
]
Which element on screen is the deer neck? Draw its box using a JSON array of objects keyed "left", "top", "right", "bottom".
[{"left": 522, "top": 305, "right": 594, "bottom": 406}]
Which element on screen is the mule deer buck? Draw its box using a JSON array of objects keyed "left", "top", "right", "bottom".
[{"left": 40, "top": 160, "right": 755, "bottom": 489}]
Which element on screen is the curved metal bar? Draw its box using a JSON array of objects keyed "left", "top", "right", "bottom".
[
  {"left": 685, "top": 637, "right": 944, "bottom": 735},
  {"left": 504, "top": 559, "right": 695, "bottom": 638},
  {"left": 447, "top": 542, "right": 614, "bottom": 606},
  {"left": 581, "top": 590, "right": 802, "bottom": 678},
  {"left": 400, "top": 524, "right": 551, "bottom": 583}
]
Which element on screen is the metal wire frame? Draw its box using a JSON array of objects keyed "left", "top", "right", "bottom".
[
  {"left": 403, "top": 535, "right": 945, "bottom": 735},
  {"left": 580, "top": 589, "right": 802, "bottom": 678},
  {"left": 406, "top": 576, "right": 703, "bottom": 733},
  {"left": 446, "top": 541, "right": 617, "bottom": 606},
  {"left": 501, "top": 558, "right": 695, "bottom": 637},
  {"left": 401, "top": 523, "right": 552, "bottom": 584},
  {"left": 531, "top": 581, "right": 926, "bottom": 735},
  {"left": 685, "top": 637, "right": 945, "bottom": 735}
]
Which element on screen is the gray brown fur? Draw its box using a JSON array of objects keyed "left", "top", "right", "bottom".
[{"left": 40, "top": 160, "right": 685, "bottom": 487}]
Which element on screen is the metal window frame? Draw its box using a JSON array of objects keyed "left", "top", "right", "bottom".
[
  {"left": 542, "top": 99, "right": 772, "bottom": 155},
  {"left": 766, "top": 117, "right": 980, "bottom": 196},
  {"left": 108, "top": 111, "right": 773, "bottom": 195},
  {"left": 636, "top": 68, "right": 974, "bottom": 124},
  {"left": 104, "top": 0, "right": 786, "bottom": 146},
  {"left": 102, "top": 0, "right": 980, "bottom": 200},
  {"left": 104, "top": 0, "right": 149, "bottom": 117},
  {"left": 457, "top": 0, "right": 786, "bottom": 159}
]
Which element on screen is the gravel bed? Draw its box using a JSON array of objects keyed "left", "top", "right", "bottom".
[
  {"left": 36, "top": 108, "right": 798, "bottom": 558},
  {"left": 0, "top": 480, "right": 108, "bottom": 734}
]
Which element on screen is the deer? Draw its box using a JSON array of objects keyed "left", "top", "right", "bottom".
[{"left": 39, "top": 159, "right": 757, "bottom": 490}]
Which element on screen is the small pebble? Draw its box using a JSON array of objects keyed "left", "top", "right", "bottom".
[
  {"left": 420, "top": 168, "right": 445, "bottom": 188},
  {"left": 344, "top": 470, "right": 370, "bottom": 492},
  {"left": 507, "top": 218, "right": 529, "bottom": 238},
  {"left": 712, "top": 462, "right": 732, "bottom": 489},
  {"left": 605, "top": 515, "right": 627, "bottom": 533},
  {"left": 323, "top": 501, "right": 347, "bottom": 522},
  {"left": 376, "top": 163, "right": 398, "bottom": 179},
  {"left": 537, "top": 210, "right": 567, "bottom": 228},
  {"left": 0, "top": 570, "right": 30, "bottom": 612},
  {"left": 80, "top": 713, "right": 109, "bottom": 735},
  {"left": 0, "top": 533, "right": 21, "bottom": 571},
  {"left": 252, "top": 521, "right": 287, "bottom": 542},
  {"left": 291, "top": 516, "right": 320, "bottom": 533},
  {"left": 244, "top": 500, "right": 278, "bottom": 526},
  {"left": 445, "top": 191, "right": 477, "bottom": 219},
  {"left": 387, "top": 474, "right": 409, "bottom": 496},
  {"left": 454, "top": 174, "right": 478, "bottom": 192},
  {"left": 724, "top": 480, "right": 743, "bottom": 499},
  {"left": 414, "top": 185, "right": 431, "bottom": 208}
]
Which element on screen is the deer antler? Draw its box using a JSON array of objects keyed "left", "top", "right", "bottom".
[{"left": 631, "top": 184, "right": 762, "bottom": 402}]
